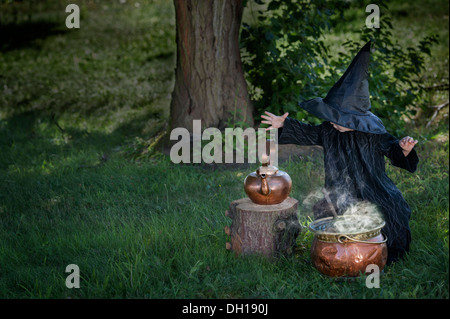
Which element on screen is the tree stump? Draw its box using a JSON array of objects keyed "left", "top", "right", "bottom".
[{"left": 225, "top": 197, "right": 301, "bottom": 258}]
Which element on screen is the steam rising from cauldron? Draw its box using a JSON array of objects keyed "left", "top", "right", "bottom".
[
  {"left": 334, "top": 200, "right": 384, "bottom": 233},
  {"left": 303, "top": 188, "right": 384, "bottom": 233},
  {"left": 301, "top": 189, "right": 323, "bottom": 211}
]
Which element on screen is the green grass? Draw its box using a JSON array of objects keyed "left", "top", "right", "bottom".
[
  {"left": 0, "top": 117, "right": 447, "bottom": 298},
  {"left": 0, "top": 0, "right": 175, "bottom": 137},
  {"left": 0, "top": 0, "right": 448, "bottom": 298}
]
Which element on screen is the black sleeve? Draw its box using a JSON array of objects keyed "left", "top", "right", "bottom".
[
  {"left": 379, "top": 133, "right": 419, "bottom": 173},
  {"left": 277, "top": 117, "right": 323, "bottom": 146}
]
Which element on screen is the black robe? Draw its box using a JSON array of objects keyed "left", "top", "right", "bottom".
[{"left": 278, "top": 118, "right": 419, "bottom": 264}]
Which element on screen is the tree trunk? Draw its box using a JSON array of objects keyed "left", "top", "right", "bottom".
[{"left": 170, "top": 0, "right": 254, "bottom": 133}]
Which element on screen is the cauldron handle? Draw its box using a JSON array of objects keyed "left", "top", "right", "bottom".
[{"left": 337, "top": 232, "right": 388, "bottom": 244}]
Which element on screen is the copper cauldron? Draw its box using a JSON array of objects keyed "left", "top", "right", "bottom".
[
  {"left": 244, "top": 161, "right": 292, "bottom": 205},
  {"left": 309, "top": 216, "right": 387, "bottom": 277}
]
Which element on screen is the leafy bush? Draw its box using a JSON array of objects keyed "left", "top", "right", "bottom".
[{"left": 241, "top": 0, "right": 438, "bottom": 136}]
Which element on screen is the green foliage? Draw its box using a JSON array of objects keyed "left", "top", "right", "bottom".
[
  {"left": 241, "top": 0, "right": 438, "bottom": 136},
  {"left": 341, "top": 5, "right": 439, "bottom": 136},
  {"left": 241, "top": 0, "right": 347, "bottom": 125}
]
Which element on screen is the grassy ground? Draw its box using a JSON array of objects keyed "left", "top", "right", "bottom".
[{"left": 0, "top": 0, "right": 448, "bottom": 298}]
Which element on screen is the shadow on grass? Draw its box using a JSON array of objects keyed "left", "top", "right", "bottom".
[
  {"left": 0, "top": 20, "right": 66, "bottom": 52},
  {"left": 0, "top": 109, "right": 164, "bottom": 172}
]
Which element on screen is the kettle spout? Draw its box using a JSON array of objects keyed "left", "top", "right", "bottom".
[{"left": 260, "top": 174, "right": 271, "bottom": 195}]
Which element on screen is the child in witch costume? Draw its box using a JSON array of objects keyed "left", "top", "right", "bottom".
[{"left": 262, "top": 41, "right": 418, "bottom": 265}]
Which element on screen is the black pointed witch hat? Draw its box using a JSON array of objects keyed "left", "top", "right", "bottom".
[{"left": 299, "top": 41, "right": 386, "bottom": 134}]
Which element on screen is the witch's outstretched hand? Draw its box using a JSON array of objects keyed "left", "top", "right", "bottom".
[
  {"left": 399, "top": 136, "right": 418, "bottom": 157},
  {"left": 261, "top": 111, "right": 289, "bottom": 131}
]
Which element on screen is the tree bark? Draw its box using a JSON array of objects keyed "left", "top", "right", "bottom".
[{"left": 170, "top": 0, "right": 254, "bottom": 132}]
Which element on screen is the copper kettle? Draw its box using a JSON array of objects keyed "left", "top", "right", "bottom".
[{"left": 244, "top": 159, "right": 292, "bottom": 205}]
